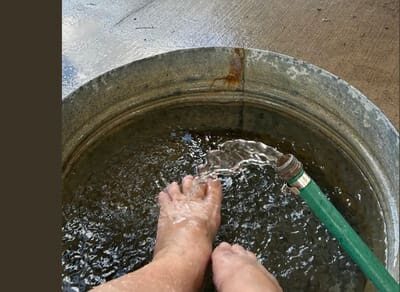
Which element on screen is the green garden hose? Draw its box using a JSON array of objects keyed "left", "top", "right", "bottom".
[{"left": 276, "top": 154, "right": 399, "bottom": 292}]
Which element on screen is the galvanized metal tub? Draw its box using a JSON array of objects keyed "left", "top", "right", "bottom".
[{"left": 62, "top": 47, "right": 399, "bottom": 284}]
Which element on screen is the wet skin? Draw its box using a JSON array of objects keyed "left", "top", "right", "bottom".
[{"left": 92, "top": 175, "right": 282, "bottom": 292}]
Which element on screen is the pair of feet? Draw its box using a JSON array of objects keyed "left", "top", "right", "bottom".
[{"left": 94, "top": 175, "right": 282, "bottom": 292}]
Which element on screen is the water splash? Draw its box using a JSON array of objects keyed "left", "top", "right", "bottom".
[{"left": 198, "top": 139, "right": 283, "bottom": 178}]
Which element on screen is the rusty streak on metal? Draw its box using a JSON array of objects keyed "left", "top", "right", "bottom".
[
  {"left": 211, "top": 47, "right": 245, "bottom": 90},
  {"left": 224, "top": 48, "right": 245, "bottom": 87}
]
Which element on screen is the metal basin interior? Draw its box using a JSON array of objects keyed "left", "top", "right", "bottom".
[{"left": 62, "top": 47, "right": 399, "bottom": 285}]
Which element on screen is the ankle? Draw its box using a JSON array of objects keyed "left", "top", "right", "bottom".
[
  {"left": 154, "top": 224, "right": 213, "bottom": 261},
  {"left": 151, "top": 250, "right": 211, "bottom": 292}
]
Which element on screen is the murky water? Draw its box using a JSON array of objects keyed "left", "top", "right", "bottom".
[{"left": 62, "top": 105, "right": 384, "bottom": 292}]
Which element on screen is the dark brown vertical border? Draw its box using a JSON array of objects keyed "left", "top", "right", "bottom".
[{"left": 1, "top": 0, "right": 61, "bottom": 291}]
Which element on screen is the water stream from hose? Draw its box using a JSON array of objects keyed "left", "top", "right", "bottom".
[{"left": 197, "top": 139, "right": 283, "bottom": 179}]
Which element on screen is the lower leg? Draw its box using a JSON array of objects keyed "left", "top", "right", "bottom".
[
  {"left": 92, "top": 176, "right": 222, "bottom": 292},
  {"left": 91, "top": 252, "right": 206, "bottom": 292}
]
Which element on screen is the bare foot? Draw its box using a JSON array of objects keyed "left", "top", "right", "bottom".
[
  {"left": 212, "top": 242, "right": 283, "bottom": 292},
  {"left": 153, "top": 175, "right": 222, "bottom": 290},
  {"left": 92, "top": 175, "right": 222, "bottom": 292}
]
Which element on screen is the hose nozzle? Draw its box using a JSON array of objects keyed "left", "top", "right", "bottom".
[
  {"left": 276, "top": 154, "right": 311, "bottom": 191},
  {"left": 276, "top": 154, "right": 303, "bottom": 181}
]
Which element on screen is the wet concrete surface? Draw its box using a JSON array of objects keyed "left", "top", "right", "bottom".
[{"left": 62, "top": 0, "right": 399, "bottom": 126}]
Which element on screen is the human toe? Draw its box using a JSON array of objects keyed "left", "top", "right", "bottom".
[
  {"left": 182, "top": 175, "right": 194, "bottom": 194},
  {"left": 166, "top": 181, "right": 183, "bottom": 200},
  {"left": 231, "top": 244, "right": 247, "bottom": 255},
  {"left": 212, "top": 242, "right": 234, "bottom": 260},
  {"left": 215, "top": 242, "right": 232, "bottom": 251},
  {"left": 246, "top": 250, "right": 257, "bottom": 260},
  {"left": 205, "top": 179, "right": 222, "bottom": 205},
  {"left": 190, "top": 178, "right": 208, "bottom": 199},
  {"left": 158, "top": 191, "right": 171, "bottom": 206}
]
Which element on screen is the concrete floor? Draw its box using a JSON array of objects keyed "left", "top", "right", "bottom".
[{"left": 62, "top": 0, "right": 399, "bottom": 128}]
